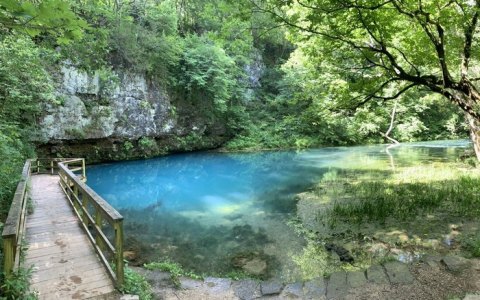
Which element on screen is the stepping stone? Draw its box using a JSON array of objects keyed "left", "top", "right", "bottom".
[
  {"left": 120, "top": 296, "right": 139, "bottom": 300},
  {"left": 232, "top": 279, "right": 261, "bottom": 300},
  {"left": 442, "top": 255, "right": 470, "bottom": 273},
  {"left": 384, "top": 262, "right": 414, "bottom": 284},
  {"left": 347, "top": 271, "right": 367, "bottom": 288},
  {"left": 180, "top": 277, "right": 203, "bottom": 290},
  {"left": 261, "top": 280, "right": 283, "bottom": 295},
  {"left": 204, "top": 277, "right": 232, "bottom": 294},
  {"left": 367, "top": 265, "right": 389, "bottom": 284},
  {"left": 326, "top": 271, "right": 348, "bottom": 299},
  {"left": 422, "top": 255, "right": 442, "bottom": 269},
  {"left": 281, "top": 282, "right": 303, "bottom": 298},
  {"left": 464, "top": 294, "right": 480, "bottom": 300},
  {"left": 304, "top": 277, "right": 326, "bottom": 299}
]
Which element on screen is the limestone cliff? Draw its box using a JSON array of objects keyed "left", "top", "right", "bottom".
[{"left": 37, "top": 63, "right": 228, "bottom": 162}]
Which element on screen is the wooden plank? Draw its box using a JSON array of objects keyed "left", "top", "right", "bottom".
[{"left": 24, "top": 174, "right": 115, "bottom": 299}]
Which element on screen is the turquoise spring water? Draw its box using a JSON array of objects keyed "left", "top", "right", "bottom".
[{"left": 87, "top": 140, "right": 471, "bottom": 280}]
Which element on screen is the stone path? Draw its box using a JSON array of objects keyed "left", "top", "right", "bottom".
[{"left": 134, "top": 255, "right": 480, "bottom": 300}]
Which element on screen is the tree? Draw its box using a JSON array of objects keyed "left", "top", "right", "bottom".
[
  {"left": 0, "top": 0, "right": 87, "bottom": 43},
  {"left": 256, "top": 0, "right": 480, "bottom": 159}
]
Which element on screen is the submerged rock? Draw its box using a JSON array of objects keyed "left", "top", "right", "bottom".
[
  {"left": 231, "top": 252, "right": 268, "bottom": 276},
  {"left": 325, "top": 243, "right": 354, "bottom": 263}
]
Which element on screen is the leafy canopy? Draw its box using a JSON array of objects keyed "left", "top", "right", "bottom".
[{"left": 0, "top": 0, "right": 87, "bottom": 44}]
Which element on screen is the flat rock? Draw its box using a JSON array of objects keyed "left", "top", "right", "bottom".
[
  {"left": 120, "top": 296, "right": 139, "bottom": 300},
  {"left": 383, "top": 262, "right": 414, "bottom": 284},
  {"left": 204, "top": 277, "right": 232, "bottom": 294},
  {"left": 180, "top": 277, "right": 204, "bottom": 290},
  {"left": 347, "top": 271, "right": 367, "bottom": 288},
  {"left": 422, "top": 255, "right": 442, "bottom": 269},
  {"left": 367, "top": 265, "right": 389, "bottom": 284},
  {"left": 304, "top": 277, "right": 326, "bottom": 299},
  {"left": 280, "top": 282, "right": 303, "bottom": 298},
  {"left": 232, "top": 279, "right": 261, "bottom": 300},
  {"left": 261, "top": 281, "right": 283, "bottom": 295},
  {"left": 464, "top": 294, "right": 480, "bottom": 300},
  {"left": 442, "top": 255, "right": 470, "bottom": 273},
  {"left": 327, "top": 271, "right": 348, "bottom": 299}
]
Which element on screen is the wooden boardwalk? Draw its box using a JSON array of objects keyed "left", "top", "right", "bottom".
[{"left": 25, "top": 174, "right": 116, "bottom": 299}]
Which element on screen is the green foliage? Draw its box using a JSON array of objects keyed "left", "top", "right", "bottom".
[
  {"left": 175, "top": 35, "right": 239, "bottom": 114},
  {"left": 0, "top": 0, "right": 87, "bottom": 44},
  {"left": 138, "top": 137, "right": 157, "bottom": 150},
  {"left": 0, "top": 36, "right": 56, "bottom": 123},
  {"left": 123, "top": 141, "right": 134, "bottom": 152},
  {"left": 144, "top": 260, "right": 202, "bottom": 287},
  {"left": 0, "top": 266, "right": 37, "bottom": 300},
  {"left": 461, "top": 234, "right": 480, "bottom": 258},
  {"left": 120, "top": 266, "right": 153, "bottom": 300}
]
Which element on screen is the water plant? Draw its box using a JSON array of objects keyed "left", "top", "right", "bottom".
[
  {"left": 144, "top": 260, "right": 202, "bottom": 287},
  {"left": 325, "top": 164, "right": 480, "bottom": 226}
]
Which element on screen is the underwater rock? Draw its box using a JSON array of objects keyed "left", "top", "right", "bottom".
[
  {"left": 123, "top": 251, "right": 138, "bottom": 261},
  {"left": 243, "top": 258, "right": 267, "bottom": 276},
  {"left": 232, "top": 253, "right": 268, "bottom": 276},
  {"left": 325, "top": 243, "right": 354, "bottom": 263}
]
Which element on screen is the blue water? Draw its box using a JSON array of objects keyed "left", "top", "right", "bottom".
[{"left": 86, "top": 140, "right": 471, "bottom": 279}]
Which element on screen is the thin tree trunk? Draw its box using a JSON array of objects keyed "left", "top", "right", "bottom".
[
  {"left": 382, "top": 101, "right": 400, "bottom": 145},
  {"left": 467, "top": 114, "right": 480, "bottom": 161}
]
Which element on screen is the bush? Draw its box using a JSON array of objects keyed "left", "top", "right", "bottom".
[{"left": 120, "top": 267, "right": 153, "bottom": 300}]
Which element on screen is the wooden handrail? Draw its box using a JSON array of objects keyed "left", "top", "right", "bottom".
[
  {"left": 57, "top": 161, "right": 124, "bottom": 287},
  {"left": 2, "top": 158, "right": 124, "bottom": 288},
  {"left": 32, "top": 158, "right": 86, "bottom": 181},
  {"left": 2, "top": 160, "right": 31, "bottom": 277}
]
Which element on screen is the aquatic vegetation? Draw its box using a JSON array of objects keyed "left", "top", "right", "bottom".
[
  {"left": 144, "top": 260, "right": 202, "bottom": 287},
  {"left": 327, "top": 164, "right": 480, "bottom": 225}
]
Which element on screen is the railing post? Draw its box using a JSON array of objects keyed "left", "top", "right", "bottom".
[
  {"left": 95, "top": 209, "right": 105, "bottom": 252},
  {"left": 50, "top": 160, "right": 54, "bottom": 175},
  {"left": 36, "top": 160, "right": 40, "bottom": 174},
  {"left": 73, "top": 184, "right": 80, "bottom": 213},
  {"left": 114, "top": 220, "right": 124, "bottom": 287},
  {"left": 82, "top": 158, "right": 86, "bottom": 182},
  {"left": 3, "top": 236, "right": 15, "bottom": 278},
  {"left": 81, "top": 193, "right": 89, "bottom": 226}
]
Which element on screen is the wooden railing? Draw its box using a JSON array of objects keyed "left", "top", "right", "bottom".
[
  {"left": 32, "top": 158, "right": 86, "bottom": 181},
  {"left": 2, "top": 160, "right": 31, "bottom": 278},
  {"left": 2, "top": 158, "right": 124, "bottom": 287},
  {"left": 58, "top": 160, "right": 124, "bottom": 287}
]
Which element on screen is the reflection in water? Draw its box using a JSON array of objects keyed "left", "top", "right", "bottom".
[{"left": 87, "top": 140, "right": 471, "bottom": 280}]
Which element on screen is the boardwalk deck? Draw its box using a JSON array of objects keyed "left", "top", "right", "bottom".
[{"left": 25, "top": 174, "right": 116, "bottom": 299}]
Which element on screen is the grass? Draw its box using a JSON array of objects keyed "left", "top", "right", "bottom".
[
  {"left": 144, "top": 260, "right": 202, "bottom": 288},
  {"left": 322, "top": 164, "right": 480, "bottom": 226},
  {"left": 460, "top": 233, "right": 480, "bottom": 258}
]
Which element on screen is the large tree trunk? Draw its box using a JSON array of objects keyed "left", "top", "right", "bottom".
[{"left": 467, "top": 114, "right": 480, "bottom": 161}]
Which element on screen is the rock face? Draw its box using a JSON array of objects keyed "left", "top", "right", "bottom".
[{"left": 37, "top": 63, "right": 229, "bottom": 162}]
